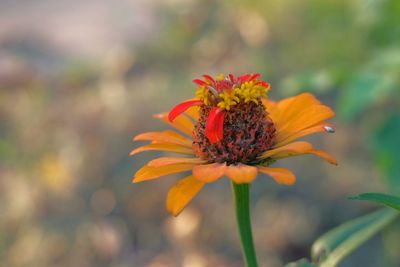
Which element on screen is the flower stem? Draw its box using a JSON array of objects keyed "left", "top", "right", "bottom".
[{"left": 232, "top": 182, "right": 258, "bottom": 267}]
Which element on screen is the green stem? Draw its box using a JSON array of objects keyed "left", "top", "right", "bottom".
[{"left": 232, "top": 182, "right": 258, "bottom": 267}]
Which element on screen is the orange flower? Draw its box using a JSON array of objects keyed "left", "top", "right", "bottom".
[{"left": 131, "top": 73, "right": 337, "bottom": 216}]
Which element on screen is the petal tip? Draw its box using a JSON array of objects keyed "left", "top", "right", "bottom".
[
  {"left": 168, "top": 100, "right": 203, "bottom": 122},
  {"left": 153, "top": 113, "right": 164, "bottom": 119},
  {"left": 192, "top": 163, "right": 226, "bottom": 183},
  {"left": 132, "top": 177, "right": 141, "bottom": 183}
]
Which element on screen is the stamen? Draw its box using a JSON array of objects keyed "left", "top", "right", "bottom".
[{"left": 205, "top": 85, "right": 220, "bottom": 98}]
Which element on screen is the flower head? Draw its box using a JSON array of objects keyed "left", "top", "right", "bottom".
[{"left": 131, "top": 73, "right": 337, "bottom": 216}]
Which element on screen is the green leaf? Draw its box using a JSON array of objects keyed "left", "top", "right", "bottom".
[
  {"left": 311, "top": 208, "right": 398, "bottom": 267},
  {"left": 350, "top": 193, "right": 400, "bottom": 212},
  {"left": 285, "top": 258, "right": 318, "bottom": 267}
]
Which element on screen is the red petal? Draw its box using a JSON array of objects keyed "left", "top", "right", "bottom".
[
  {"left": 216, "top": 111, "right": 224, "bottom": 141},
  {"left": 202, "top": 74, "right": 215, "bottom": 83},
  {"left": 262, "top": 81, "right": 271, "bottom": 88},
  {"left": 237, "top": 74, "right": 251, "bottom": 83},
  {"left": 228, "top": 73, "right": 235, "bottom": 82},
  {"left": 168, "top": 100, "right": 203, "bottom": 122},
  {"left": 205, "top": 107, "right": 225, "bottom": 144},
  {"left": 193, "top": 79, "right": 207, "bottom": 86},
  {"left": 249, "top": 73, "right": 260, "bottom": 81}
]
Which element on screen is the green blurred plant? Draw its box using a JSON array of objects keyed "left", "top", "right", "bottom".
[{"left": 286, "top": 208, "right": 399, "bottom": 267}]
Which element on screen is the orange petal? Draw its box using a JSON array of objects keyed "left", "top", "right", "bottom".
[
  {"left": 258, "top": 166, "right": 296, "bottom": 185},
  {"left": 268, "top": 93, "right": 323, "bottom": 133},
  {"left": 261, "top": 98, "right": 276, "bottom": 112},
  {"left": 130, "top": 142, "right": 194, "bottom": 156},
  {"left": 192, "top": 163, "right": 226, "bottom": 183},
  {"left": 259, "top": 141, "right": 313, "bottom": 159},
  {"left": 133, "top": 164, "right": 194, "bottom": 183},
  {"left": 185, "top": 106, "right": 200, "bottom": 120},
  {"left": 274, "top": 123, "right": 335, "bottom": 147},
  {"left": 277, "top": 105, "right": 335, "bottom": 136},
  {"left": 276, "top": 93, "right": 321, "bottom": 122},
  {"left": 259, "top": 141, "right": 337, "bottom": 165},
  {"left": 133, "top": 130, "right": 192, "bottom": 147},
  {"left": 309, "top": 149, "right": 338, "bottom": 165},
  {"left": 147, "top": 157, "right": 205, "bottom": 167},
  {"left": 154, "top": 112, "right": 194, "bottom": 136},
  {"left": 166, "top": 175, "right": 205, "bottom": 216},
  {"left": 225, "top": 164, "right": 258, "bottom": 184}
]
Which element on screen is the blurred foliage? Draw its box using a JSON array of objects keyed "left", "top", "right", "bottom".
[
  {"left": 286, "top": 209, "right": 398, "bottom": 267},
  {"left": 0, "top": 0, "right": 399, "bottom": 266},
  {"left": 312, "top": 209, "right": 398, "bottom": 267},
  {"left": 285, "top": 258, "right": 318, "bottom": 267},
  {"left": 370, "top": 113, "right": 400, "bottom": 192}
]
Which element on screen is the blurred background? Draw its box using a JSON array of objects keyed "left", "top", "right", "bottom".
[{"left": 0, "top": 0, "right": 399, "bottom": 266}]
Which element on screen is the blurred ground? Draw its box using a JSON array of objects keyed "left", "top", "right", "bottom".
[{"left": 0, "top": 0, "right": 399, "bottom": 267}]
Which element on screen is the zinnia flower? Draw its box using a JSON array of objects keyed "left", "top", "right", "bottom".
[{"left": 131, "top": 73, "right": 337, "bottom": 216}]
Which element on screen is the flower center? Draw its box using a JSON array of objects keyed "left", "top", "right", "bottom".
[{"left": 192, "top": 101, "right": 276, "bottom": 165}]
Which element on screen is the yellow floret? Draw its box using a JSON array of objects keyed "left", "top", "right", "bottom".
[
  {"left": 235, "top": 81, "right": 269, "bottom": 104},
  {"left": 195, "top": 86, "right": 210, "bottom": 105},
  {"left": 195, "top": 77, "right": 270, "bottom": 110},
  {"left": 217, "top": 90, "right": 240, "bottom": 110},
  {"left": 216, "top": 73, "right": 225, "bottom": 81}
]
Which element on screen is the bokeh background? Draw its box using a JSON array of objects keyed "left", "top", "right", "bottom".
[{"left": 1, "top": 0, "right": 400, "bottom": 266}]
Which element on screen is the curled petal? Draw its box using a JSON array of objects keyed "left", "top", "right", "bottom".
[
  {"left": 237, "top": 74, "right": 251, "bottom": 82},
  {"left": 167, "top": 176, "right": 205, "bottom": 216},
  {"left": 249, "top": 73, "right": 261, "bottom": 81},
  {"left": 258, "top": 81, "right": 270, "bottom": 88},
  {"left": 193, "top": 79, "right": 208, "bottom": 86},
  {"left": 205, "top": 107, "right": 225, "bottom": 144},
  {"left": 258, "top": 167, "right": 296, "bottom": 185},
  {"left": 192, "top": 163, "right": 226, "bottom": 183},
  {"left": 168, "top": 100, "right": 203, "bottom": 122},
  {"left": 225, "top": 164, "right": 258, "bottom": 184},
  {"left": 202, "top": 74, "right": 215, "bottom": 83}
]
